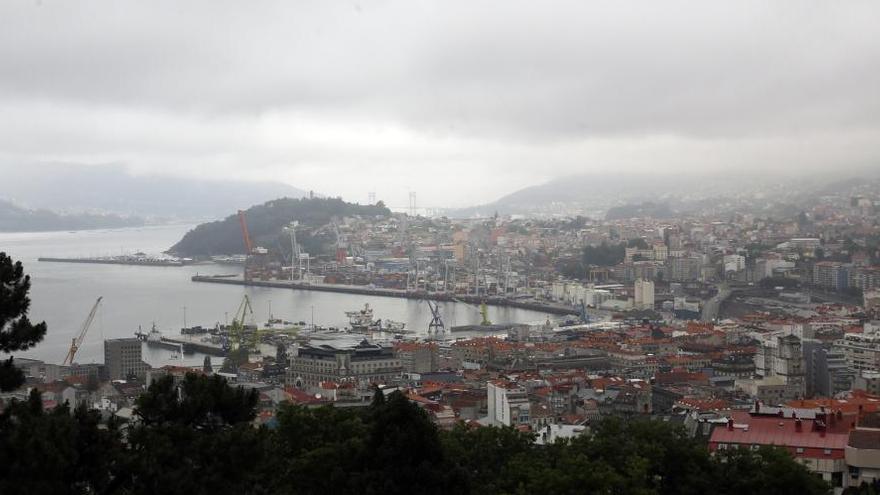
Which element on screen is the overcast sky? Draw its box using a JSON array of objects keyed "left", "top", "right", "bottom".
[{"left": 1, "top": 1, "right": 879, "bottom": 208}]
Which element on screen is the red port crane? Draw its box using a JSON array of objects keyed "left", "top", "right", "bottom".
[
  {"left": 238, "top": 210, "right": 253, "bottom": 254},
  {"left": 238, "top": 210, "right": 255, "bottom": 281}
]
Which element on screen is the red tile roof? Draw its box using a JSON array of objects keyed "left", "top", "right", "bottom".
[{"left": 710, "top": 411, "right": 848, "bottom": 454}]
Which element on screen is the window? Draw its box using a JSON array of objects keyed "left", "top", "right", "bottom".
[
  {"left": 824, "top": 449, "right": 832, "bottom": 455},
  {"left": 796, "top": 447, "right": 804, "bottom": 453},
  {"left": 850, "top": 466, "right": 861, "bottom": 479}
]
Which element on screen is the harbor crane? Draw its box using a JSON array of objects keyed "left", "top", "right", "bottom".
[
  {"left": 237, "top": 210, "right": 254, "bottom": 254},
  {"left": 238, "top": 210, "right": 269, "bottom": 281},
  {"left": 579, "top": 300, "right": 592, "bottom": 324},
  {"left": 451, "top": 296, "right": 492, "bottom": 326},
  {"left": 62, "top": 296, "right": 103, "bottom": 365},
  {"left": 284, "top": 221, "right": 302, "bottom": 280},
  {"left": 426, "top": 299, "right": 445, "bottom": 333},
  {"left": 227, "top": 294, "right": 255, "bottom": 351},
  {"left": 238, "top": 210, "right": 254, "bottom": 281},
  {"left": 332, "top": 218, "right": 348, "bottom": 264}
]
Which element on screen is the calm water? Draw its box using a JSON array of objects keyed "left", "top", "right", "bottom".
[{"left": 0, "top": 225, "right": 548, "bottom": 366}]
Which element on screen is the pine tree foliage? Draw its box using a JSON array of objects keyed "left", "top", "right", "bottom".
[{"left": 0, "top": 252, "right": 47, "bottom": 391}]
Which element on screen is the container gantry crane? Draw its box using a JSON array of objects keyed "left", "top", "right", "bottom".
[{"left": 62, "top": 296, "right": 103, "bottom": 365}]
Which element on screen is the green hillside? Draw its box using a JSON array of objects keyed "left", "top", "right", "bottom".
[{"left": 169, "top": 197, "right": 390, "bottom": 257}]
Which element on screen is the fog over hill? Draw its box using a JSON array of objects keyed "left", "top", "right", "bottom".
[
  {"left": 443, "top": 172, "right": 880, "bottom": 219},
  {"left": 0, "top": 198, "right": 142, "bottom": 232},
  {"left": 0, "top": 163, "right": 309, "bottom": 221}
]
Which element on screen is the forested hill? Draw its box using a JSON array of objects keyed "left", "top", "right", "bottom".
[
  {"left": 169, "top": 197, "right": 390, "bottom": 257},
  {"left": 0, "top": 198, "right": 143, "bottom": 232}
]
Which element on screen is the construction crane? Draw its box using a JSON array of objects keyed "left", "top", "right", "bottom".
[{"left": 62, "top": 296, "right": 103, "bottom": 365}]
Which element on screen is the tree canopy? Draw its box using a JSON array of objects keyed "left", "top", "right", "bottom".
[
  {"left": 582, "top": 241, "right": 626, "bottom": 267},
  {"left": 0, "top": 252, "right": 47, "bottom": 391},
  {"left": 170, "top": 197, "right": 391, "bottom": 257},
  {"left": 0, "top": 377, "right": 831, "bottom": 495}
]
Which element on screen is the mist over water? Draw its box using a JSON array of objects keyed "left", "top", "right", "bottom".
[{"left": 1, "top": 225, "right": 547, "bottom": 365}]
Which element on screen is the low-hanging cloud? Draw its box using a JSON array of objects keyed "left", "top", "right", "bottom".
[{"left": 1, "top": 0, "right": 879, "bottom": 207}]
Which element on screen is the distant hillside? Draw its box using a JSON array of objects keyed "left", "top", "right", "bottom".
[
  {"left": 445, "top": 173, "right": 841, "bottom": 219},
  {"left": 605, "top": 202, "right": 674, "bottom": 220},
  {"left": 445, "top": 174, "right": 729, "bottom": 218},
  {"left": 169, "top": 197, "right": 390, "bottom": 257},
  {"left": 0, "top": 199, "right": 143, "bottom": 232},
  {"left": 0, "top": 163, "right": 309, "bottom": 220}
]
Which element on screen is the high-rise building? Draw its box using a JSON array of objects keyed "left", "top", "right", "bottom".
[
  {"left": 837, "top": 333, "right": 880, "bottom": 374},
  {"left": 813, "top": 261, "right": 850, "bottom": 291},
  {"left": 669, "top": 256, "right": 701, "bottom": 282},
  {"left": 812, "top": 347, "right": 854, "bottom": 398},
  {"left": 104, "top": 338, "right": 150, "bottom": 381},
  {"left": 487, "top": 380, "right": 531, "bottom": 427},
  {"left": 633, "top": 279, "right": 654, "bottom": 311},
  {"left": 723, "top": 254, "right": 746, "bottom": 273},
  {"left": 748, "top": 334, "right": 806, "bottom": 400},
  {"left": 394, "top": 342, "right": 438, "bottom": 374}
]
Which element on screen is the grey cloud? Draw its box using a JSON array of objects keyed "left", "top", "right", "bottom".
[{"left": 0, "top": 0, "right": 879, "bottom": 207}]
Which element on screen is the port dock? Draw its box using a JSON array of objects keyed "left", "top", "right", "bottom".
[
  {"left": 39, "top": 256, "right": 190, "bottom": 267},
  {"left": 153, "top": 335, "right": 227, "bottom": 356},
  {"left": 190, "top": 275, "right": 578, "bottom": 316}
]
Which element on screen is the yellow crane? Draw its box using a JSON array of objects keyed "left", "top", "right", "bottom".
[
  {"left": 228, "top": 294, "right": 255, "bottom": 351},
  {"left": 479, "top": 301, "right": 492, "bottom": 326},
  {"left": 62, "top": 296, "right": 103, "bottom": 365}
]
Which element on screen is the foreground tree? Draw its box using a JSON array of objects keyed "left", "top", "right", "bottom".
[
  {"left": 0, "top": 390, "right": 123, "bottom": 494},
  {"left": 134, "top": 373, "right": 259, "bottom": 429},
  {"left": 123, "top": 373, "right": 270, "bottom": 495},
  {"left": 0, "top": 252, "right": 47, "bottom": 391}
]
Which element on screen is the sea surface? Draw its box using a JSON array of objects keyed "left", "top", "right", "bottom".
[{"left": 0, "top": 225, "right": 549, "bottom": 367}]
